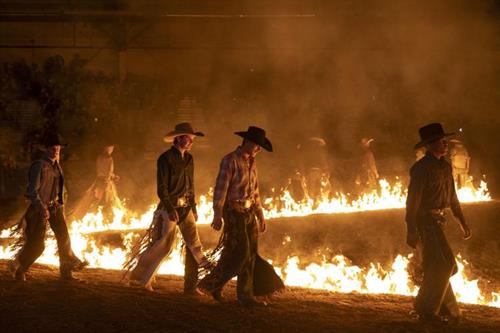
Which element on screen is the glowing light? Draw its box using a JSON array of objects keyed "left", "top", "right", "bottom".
[{"left": 0, "top": 178, "right": 495, "bottom": 307}]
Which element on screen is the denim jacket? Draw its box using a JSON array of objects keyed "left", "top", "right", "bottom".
[{"left": 25, "top": 157, "right": 64, "bottom": 207}]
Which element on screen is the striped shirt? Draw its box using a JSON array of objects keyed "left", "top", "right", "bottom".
[{"left": 213, "top": 147, "right": 262, "bottom": 214}]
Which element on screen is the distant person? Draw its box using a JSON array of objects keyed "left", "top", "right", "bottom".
[
  {"left": 72, "top": 143, "right": 123, "bottom": 221},
  {"left": 298, "top": 137, "right": 331, "bottom": 202},
  {"left": 124, "top": 123, "right": 211, "bottom": 294},
  {"left": 9, "top": 132, "right": 88, "bottom": 281},
  {"left": 405, "top": 123, "right": 471, "bottom": 324},
  {"left": 198, "top": 126, "right": 284, "bottom": 307},
  {"left": 448, "top": 139, "right": 470, "bottom": 189},
  {"left": 356, "top": 137, "right": 379, "bottom": 192},
  {"left": 415, "top": 147, "right": 426, "bottom": 162}
]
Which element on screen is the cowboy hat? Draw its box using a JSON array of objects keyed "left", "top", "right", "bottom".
[
  {"left": 414, "top": 123, "right": 454, "bottom": 149},
  {"left": 42, "top": 132, "right": 68, "bottom": 147},
  {"left": 163, "top": 122, "right": 205, "bottom": 142},
  {"left": 235, "top": 126, "right": 273, "bottom": 152}
]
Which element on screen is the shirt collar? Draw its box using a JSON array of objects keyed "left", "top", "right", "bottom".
[
  {"left": 425, "top": 151, "right": 445, "bottom": 163},
  {"left": 43, "top": 156, "right": 58, "bottom": 166},
  {"left": 235, "top": 146, "right": 251, "bottom": 161},
  {"left": 171, "top": 145, "right": 190, "bottom": 161}
]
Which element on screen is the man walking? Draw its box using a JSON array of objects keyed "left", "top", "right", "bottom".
[
  {"left": 10, "top": 132, "right": 87, "bottom": 281},
  {"left": 199, "top": 126, "right": 284, "bottom": 307},
  {"left": 126, "top": 123, "right": 210, "bottom": 294},
  {"left": 406, "top": 123, "right": 471, "bottom": 324},
  {"left": 72, "top": 142, "right": 123, "bottom": 221}
]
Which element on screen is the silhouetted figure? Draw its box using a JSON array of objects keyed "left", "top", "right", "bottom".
[
  {"left": 448, "top": 139, "right": 470, "bottom": 189},
  {"left": 298, "top": 137, "right": 331, "bottom": 202},
  {"left": 199, "top": 126, "right": 284, "bottom": 307},
  {"left": 406, "top": 123, "right": 471, "bottom": 324},
  {"left": 356, "top": 137, "right": 379, "bottom": 192},
  {"left": 72, "top": 143, "right": 123, "bottom": 221},
  {"left": 125, "top": 123, "right": 210, "bottom": 294},
  {"left": 9, "top": 133, "right": 87, "bottom": 281}
]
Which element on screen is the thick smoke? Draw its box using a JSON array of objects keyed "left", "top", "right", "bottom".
[{"left": 0, "top": 0, "right": 498, "bottom": 208}]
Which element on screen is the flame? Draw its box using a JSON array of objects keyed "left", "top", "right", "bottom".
[
  {"left": 278, "top": 251, "right": 500, "bottom": 307},
  {"left": 0, "top": 178, "right": 496, "bottom": 308}
]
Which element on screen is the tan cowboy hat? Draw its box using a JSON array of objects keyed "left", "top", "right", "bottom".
[
  {"left": 361, "top": 137, "right": 374, "bottom": 145},
  {"left": 163, "top": 122, "right": 205, "bottom": 142}
]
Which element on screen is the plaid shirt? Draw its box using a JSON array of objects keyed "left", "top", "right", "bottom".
[
  {"left": 213, "top": 146, "right": 262, "bottom": 215},
  {"left": 405, "top": 152, "right": 465, "bottom": 230}
]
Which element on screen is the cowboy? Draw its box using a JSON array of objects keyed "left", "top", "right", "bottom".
[
  {"left": 72, "top": 142, "right": 123, "bottom": 221},
  {"left": 356, "top": 137, "right": 379, "bottom": 192},
  {"left": 448, "top": 139, "right": 470, "bottom": 189},
  {"left": 198, "top": 126, "right": 284, "bottom": 307},
  {"left": 9, "top": 133, "right": 87, "bottom": 281},
  {"left": 126, "top": 123, "right": 211, "bottom": 294},
  {"left": 406, "top": 123, "right": 472, "bottom": 324},
  {"left": 299, "top": 137, "right": 331, "bottom": 202}
]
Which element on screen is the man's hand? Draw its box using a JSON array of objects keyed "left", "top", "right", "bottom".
[
  {"left": 256, "top": 208, "right": 266, "bottom": 233},
  {"left": 168, "top": 210, "right": 179, "bottom": 222},
  {"left": 258, "top": 218, "right": 267, "bottom": 233},
  {"left": 460, "top": 222, "right": 472, "bottom": 240},
  {"left": 406, "top": 227, "right": 419, "bottom": 249},
  {"left": 211, "top": 215, "right": 223, "bottom": 231}
]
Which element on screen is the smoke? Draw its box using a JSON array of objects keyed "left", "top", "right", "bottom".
[{"left": 0, "top": 0, "right": 498, "bottom": 205}]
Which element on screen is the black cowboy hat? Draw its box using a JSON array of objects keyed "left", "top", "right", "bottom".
[
  {"left": 164, "top": 122, "right": 205, "bottom": 142},
  {"left": 235, "top": 126, "right": 273, "bottom": 152},
  {"left": 42, "top": 132, "right": 68, "bottom": 147},
  {"left": 414, "top": 123, "right": 454, "bottom": 149}
]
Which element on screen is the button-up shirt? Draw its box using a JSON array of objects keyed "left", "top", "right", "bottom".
[
  {"left": 213, "top": 146, "right": 262, "bottom": 215},
  {"left": 405, "top": 152, "right": 465, "bottom": 230},
  {"left": 157, "top": 146, "right": 196, "bottom": 215},
  {"left": 26, "top": 156, "right": 64, "bottom": 206}
]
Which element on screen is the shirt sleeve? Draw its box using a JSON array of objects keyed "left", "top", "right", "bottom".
[
  {"left": 213, "top": 156, "right": 233, "bottom": 215},
  {"left": 188, "top": 155, "right": 197, "bottom": 216},
  {"left": 450, "top": 176, "right": 466, "bottom": 223},
  {"left": 405, "top": 165, "right": 425, "bottom": 230},
  {"left": 253, "top": 169, "right": 262, "bottom": 210},
  {"left": 157, "top": 155, "right": 175, "bottom": 214},
  {"left": 26, "top": 161, "right": 43, "bottom": 206}
]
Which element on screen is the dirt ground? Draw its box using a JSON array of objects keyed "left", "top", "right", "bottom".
[{"left": 0, "top": 261, "right": 499, "bottom": 333}]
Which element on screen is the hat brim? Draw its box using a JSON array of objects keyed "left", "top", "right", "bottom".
[
  {"left": 235, "top": 132, "right": 273, "bottom": 152},
  {"left": 44, "top": 143, "right": 68, "bottom": 148},
  {"left": 414, "top": 132, "right": 454, "bottom": 149},
  {"left": 163, "top": 131, "right": 204, "bottom": 143}
]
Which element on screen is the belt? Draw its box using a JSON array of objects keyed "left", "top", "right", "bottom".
[
  {"left": 175, "top": 196, "right": 190, "bottom": 208},
  {"left": 45, "top": 200, "right": 60, "bottom": 208},
  {"left": 428, "top": 208, "right": 447, "bottom": 217},
  {"left": 227, "top": 199, "right": 255, "bottom": 212}
]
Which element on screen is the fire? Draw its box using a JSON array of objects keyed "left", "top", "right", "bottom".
[
  {"left": 263, "top": 178, "right": 491, "bottom": 219},
  {"left": 278, "top": 251, "right": 500, "bottom": 307},
  {"left": 0, "top": 178, "right": 497, "bottom": 308}
]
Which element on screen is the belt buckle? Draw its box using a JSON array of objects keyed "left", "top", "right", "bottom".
[
  {"left": 243, "top": 199, "right": 252, "bottom": 209},
  {"left": 177, "top": 197, "right": 187, "bottom": 207}
]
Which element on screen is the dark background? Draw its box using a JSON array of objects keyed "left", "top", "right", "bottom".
[{"left": 0, "top": 0, "right": 498, "bottom": 214}]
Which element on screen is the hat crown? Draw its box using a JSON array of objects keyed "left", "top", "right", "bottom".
[
  {"left": 43, "top": 133, "right": 64, "bottom": 147},
  {"left": 246, "top": 126, "right": 266, "bottom": 140},
  {"left": 419, "top": 123, "right": 446, "bottom": 142},
  {"left": 235, "top": 126, "right": 273, "bottom": 152},
  {"left": 174, "top": 122, "right": 195, "bottom": 133}
]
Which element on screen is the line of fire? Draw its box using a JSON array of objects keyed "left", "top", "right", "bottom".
[{"left": 0, "top": 1, "right": 499, "bottom": 332}]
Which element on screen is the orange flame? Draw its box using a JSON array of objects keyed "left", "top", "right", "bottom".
[{"left": 0, "top": 179, "right": 496, "bottom": 307}]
